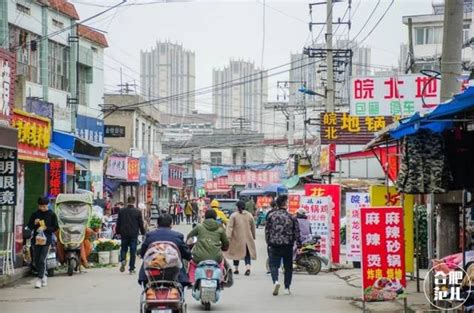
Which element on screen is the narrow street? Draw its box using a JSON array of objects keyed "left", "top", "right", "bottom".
[{"left": 0, "top": 225, "right": 358, "bottom": 313}]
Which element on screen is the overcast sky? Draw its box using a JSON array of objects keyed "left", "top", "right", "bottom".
[{"left": 72, "top": 0, "right": 435, "bottom": 112}]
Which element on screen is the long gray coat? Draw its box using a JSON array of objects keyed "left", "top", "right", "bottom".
[{"left": 225, "top": 210, "right": 257, "bottom": 261}]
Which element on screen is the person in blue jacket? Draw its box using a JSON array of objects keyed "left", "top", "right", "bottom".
[{"left": 138, "top": 214, "right": 192, "bottom": 287}]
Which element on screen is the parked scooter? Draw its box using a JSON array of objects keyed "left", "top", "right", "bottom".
[{"left": 55, "top": 193, "right": 92, "bottom": 276}]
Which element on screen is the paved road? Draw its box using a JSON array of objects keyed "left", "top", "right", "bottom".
[{"left": 0, "top": 224, "right": 359, "bottom": 313}]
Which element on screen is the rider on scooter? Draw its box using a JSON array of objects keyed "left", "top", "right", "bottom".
[{"left": 186, "top": 209, "right": 229, "bottom": 283}]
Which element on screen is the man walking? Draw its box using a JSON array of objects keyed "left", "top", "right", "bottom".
[
  {"left": 265, "top": 194, "right": 301, "bottom": 296},
  {"left": 116, "top": 196, "right": 145, "bottom": 274},
  {"left": 245, "top": 197, "right": 256, "bottom": 216}
]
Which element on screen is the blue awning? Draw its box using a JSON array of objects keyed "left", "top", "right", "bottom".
[
  {"left": 239, "top": 189, "right": 265, "bottom": 196},
  {"left": 53, "top": 130, "right": 106, "bottom": 160},
  {"left": 48, "top": 143, "right": 87, "bottom": 169},
  {"left": 263, "top": 183, "right": 288, "bottom": 194}
]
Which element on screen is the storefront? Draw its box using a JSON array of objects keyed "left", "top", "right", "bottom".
[
  {"left": 168, "top": 164, "right": 184, "bottom": 201},
  {"left": 146, "top": 156, "right": 162, "bottom": 205}
]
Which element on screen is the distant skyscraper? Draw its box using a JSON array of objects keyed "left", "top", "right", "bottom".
[
  {"left": 140, "top": 41, "right": 196, "bottom": 115},
  {"left": 212, "top": 60, "right": 267, "bottom": 132}
]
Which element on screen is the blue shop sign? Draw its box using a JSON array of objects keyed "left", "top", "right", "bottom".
[
  {"left": 139, "top": 157, "right": 147, "bottom": 186},
  {"left": 76, "top": 115, "right": 104, "bottom": 143}
]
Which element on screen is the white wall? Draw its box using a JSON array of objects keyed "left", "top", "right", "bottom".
[
  {"left": 8, "top": 0, "right": 42, "bottom": 36},
  {"left": 48, "top": 10, "right": 73, "bottom": 46},
  {"left": 201, "top": 148, "right": 233, "bottom": 165}
]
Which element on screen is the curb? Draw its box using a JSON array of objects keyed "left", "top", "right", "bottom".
[{"left": 0, "top": 267, "right": 31, "bottom": 288}]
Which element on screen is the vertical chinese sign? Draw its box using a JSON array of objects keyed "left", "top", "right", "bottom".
[
  {"left": 370, "top": 185, "right": 414, "bottom": 273},
  {"left": 345, "top": 192, "right": 370, "bottom": 262},
  {"left": 320, "top": 144, "right": 336, "bottom": 175},
  {"left": 360, "top": 207, "right": 406, "bottom": 301},
  {"left": 48, "top": 160, "right": 63, "bottom": 198},
  {"left": 0, "top": 49, "right": 16, "bottom": 121},
  {"left": 300, "top": 196, "right": 331, "bottom": 260},
  {"left": 0, "top": 150, "right": 17, "bottom": 205},
  {"left": 304, "top": 184, "right": 341, "bottom": 263},
  {"left": 127, "top": 158, "right": 140, "bottom": 182},
  {"left": 288, "top": 194, "right": 301, "bottom": 215}
]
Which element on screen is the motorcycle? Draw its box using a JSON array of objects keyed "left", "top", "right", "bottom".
[
  {"left": 55, "top": 193, "right": 92, "bottom": 276},
  {"left": 140, "top": 241, "right": 187, "bottom": 313}
]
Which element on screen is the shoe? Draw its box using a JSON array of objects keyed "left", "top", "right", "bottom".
[
  {"left": 272, "top": 282, "right": 280, "bottom": 296},
  {"left": 41, "top": 276, "right": 47, "bottom": 287},
  {"left": 233, "top": 270, "right": 239, "bottom": 275},
  {"left": 35, "top": 278, "right": 42, "bottom": 289},
  {"left": 129, "top": 269, "right": 136, "bottom": 274},
  {"left": 284, "top": 288, "right": 291, "bottom": 295},
  {"left": 120, "top": 260, "right": 126, "bottom": 273},
  {"left": 244, "top": 269, "right": 251, "bottom": 276}
]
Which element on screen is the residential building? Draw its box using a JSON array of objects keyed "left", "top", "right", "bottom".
[
  {"left": 402, "top": 0, "right": 473, "bottom": 72},
  {"left": 160, "top": 112, "right": 216, "bottom": 142},
  {"left": 140, "top": 41, "right": 196, "bottom": 115},
  {"left": 212, "top": 60, "right": 268, "bottom": 132}
]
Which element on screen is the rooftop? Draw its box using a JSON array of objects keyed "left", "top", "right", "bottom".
[
  {"left": 48, "top": 0, "right": 79, "bottom": 20},
  {"left": 78, "top": 25, "right": 109, "bottom": 48}
]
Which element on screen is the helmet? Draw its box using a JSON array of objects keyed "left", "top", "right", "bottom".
[
  {"left": 296, "top": 208, "right": 307, "bottom": 216},
  {"left": 211, "top": 199, "right": 220, "bottom": 208}
]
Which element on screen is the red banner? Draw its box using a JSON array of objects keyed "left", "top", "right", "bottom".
[
  {"left": 320, "top": 144, "right": 336, "bottom": 175},
  {"left": 256, "top": 196, "right": 272, "bottom": 209},
  {"left": 11, "top": 109, "right": 51, "bottom": 163},
  {"left": 304, "top": 184, "right": 341, "bottom": 263},
  {"left": 0, "top": 48, "right": 16, "bottom": 122},
  {"left": 217, "top": 176, "right": 229, "bottom": 189},
  {"left": 360, "top": 207, "right": 406, "bottom": 301},
  {"left": 288, "top": 194, "right": 301, "bottom": 215},
  {"left": 228, "top": 170, "right": 280, "bottom": 186},
  {"left": 48, "top": 159, "right": 63, "bottom": 198},
  {"left": 127, "top": 158, "right": 140, "bottom": 181},
  {"left": 168, "top": 164, "right": 184, "bottom": 189}
]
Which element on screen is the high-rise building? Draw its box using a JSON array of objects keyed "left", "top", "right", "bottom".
[
  {"left": 212, "top": 60, "right": 267, "bottom": 132},
  {"left": 140, "top": 41, "right": 196, "bottom": 115}
]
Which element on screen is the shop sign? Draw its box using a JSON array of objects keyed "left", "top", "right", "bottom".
[
  {"left": 300, "top": 196, "right": 331, "bottom": 260},
  {"left": 0, "top": 49, "right": 15, "bottom": 121},
  {"left": 168, "top": 164, "right": 184, "bottom": 189},
  {"left": 66, "top": 161, "right": 75, "bottom": 175},
  {"left": 304, "top": 184, "right": 340, "bottom": 263},
  {"left": 256, "top": 196, "right": 272, "bottom": 209},
  {"left": 104, "top": 125, "right": 126, "bottom": 138},
  {"left": 320, "top": 112, "right": 394, "bottom": 145},
  {"left": 350, "top": 74, "right": 440, "bottom": 117},
  {"left": 345, "top": 192, "right": 370, "bottom": 262},
  {"left": 11, "top": 109, "right": 51, "bottom": 163},
  {"left": 361, "top": 207, "right": 406, "bottom": 301},
  {"left": 161, "top": 161, "right": 169, "bottom": 186},
  {"left": 205, "top": 180, "right": 217, "bottom": 190},
  {"left": 288, "top": 194, "right": 301, "bottom": 215},
  {"left": 320, "top": 144, "right": 336, "bottom": 175},
  {"left": 147, "top": 156, "right": 161, "bottom": 183},
  {"left": 106, "top": 155, "right": 127, "bottom": 179},
  {"left": 48, "top": 159, "right": 63, "bottom": 198},
  {"left": 127, "top": 158, "right": 140, "bottom": 181},
  {"left": 370, "top": 185, "right": 414, "bottom": 273},
  {"left": 228, "top": 170, "right": 280, "bottom": 185},
  {"left": 139, "top": 157, "right": 147, "bottom": 186},
  {"left": 76, "top": 114, "right": 104, "bottom": 143},
  {"left": 0, "top": 149, "right": 17, "bottom": 205},
  {"left": 217, "top": 176, "right": 229, "bottom": 189}
]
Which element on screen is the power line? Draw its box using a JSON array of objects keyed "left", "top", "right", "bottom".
[{"left": 348, "top": 0, "right": 381, "bottom": 44}]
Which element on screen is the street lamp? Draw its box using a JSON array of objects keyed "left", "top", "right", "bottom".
[{"left": 298, "top": 87, "right": 326, "bottom": 98}]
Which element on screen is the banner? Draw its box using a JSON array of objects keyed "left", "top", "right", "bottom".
[
  {"left": 345, "top": 192, "right": 370, "bottom": 262},
  {"left": 168, "top": 164, "right": 184, "bottom": 189},
  {"left": 139, "top": 157, "right": 147, "bottom": 186},
  {"left": 320, "top": 144, "right": 336, "bottom": 175},
  {"left": 227, "top": 169, "right": 280, "bottom": 186},
  {"left": 0, "top": 48, "right": 16, "bottom": 121},
  {"left": 11, "top": 109, "right": 51, "bottom": 163},
  {"left": 147, "top": 156, "right": 161, "bottom": 183},
  {"left": 106, "top": 155, "right": 127, "bottom": 179},
  {"left": 300, "top": 196, "right": 331, "bottom": 260},
  {"left": 288, "top": 194, "right": 301, "bottom": 215},
  {"left": 48, "top": 159, "right": 63, "bottom": 198},
  {"left": 0, "top": 149, "right": 17, "bottom": 205},
  {"left": 127, "top": 158, "right": 140, "bottom": 181},
  {"left": 256, "top": 196, "right": 272, "bottom": 209},
  {"left": 350, "top": 74, "right": 440, "bottom": 117},
  {"left": 304, "top": 184, "right": 340, "bottom": 263},
  {"left": 370, "top": 185, "right": 414, "bottom": 273},
  {"left": 361, "top": 207, "right": 406, "bottom": 301}
]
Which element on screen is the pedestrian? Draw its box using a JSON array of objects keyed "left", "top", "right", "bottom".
[
  {"left": 27, "top": 197, "right": 59, "bottom": 289},
  {"left": 191, "top": 199, "right": 199, "bottom": 223},
  {"left": 112, "top": 202, "right": 124, "bottom": 215},
  {"left": 177, "top": 201, "right": 184, "bottom": 224},
  {"left": 197, "top": 197, "right": 206, "bottom": 220},
  {"left": 265, "top": 194, "right": 301, "bottom": 296},
  {"left": 184, "top": 200, "right": 193, "bottom": 224},
  {"left": 116, "top": 196, "right": 146, "bottom": 274},
  {"left": 296, "top": 208, "right": 312, "bottom": 243},
  {"left": 245, "top": 197, "right": 256, "bottom": 216},
  {"left": 226, "top": 200, "right": 256, "bottom": 276}
]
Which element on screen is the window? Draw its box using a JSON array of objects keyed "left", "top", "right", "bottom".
[
  {"left": 142, "top": 122, "right": 146, "bottom": 151},
  {"left": 464, "top": 24, "right": 471, "bottom": 43},
  {"left": 148, "top": 126, "right": 152, "bottom": 153},
  {"left": 52, "top": 19, "right": 64, "bottom": 29},
  {"left": 135, "top": 119, "right": 139, "bottom": 148},
  {"left": 243, "top": 150, "right": 247, "bottom": 165},
  {"left": 9, "top": 26, "right": 39, "bottom": 83},
  {"left": 91, "top": 46, "right": 98, "bottom": 53},
  {"left": 16, "top": 3, "right": 31, "bottom": 15},
  {"left": 78, "top": 65, "right": 92, "bottom": 106},
  {"left": 210, "top": 152, "right": 222, "bottom": 165},
  {"left": 48, "top": 40, "right": 69, "bottom": 90},
  {"left": 415, "top": 27, "right": 443, "bottom": 45}
]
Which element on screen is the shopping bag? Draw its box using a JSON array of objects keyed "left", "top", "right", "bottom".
[{"left": 35, "top": 230, "right": 47, "bottom": 246}]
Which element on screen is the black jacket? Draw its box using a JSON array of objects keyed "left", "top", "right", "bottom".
[
  {"left": 27, "top": 209, "right": 59, "bottom": 246},
  {"left": 116, "top": 205, "right": 145, "bottom": 238}
]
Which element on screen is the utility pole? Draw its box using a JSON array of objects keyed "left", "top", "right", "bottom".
[
  {"left": 326, "top": 0, "right": 335, "bottom": 112},
  {"left": 406, "top": 18, "right": 419, "bottom": 74},
  {"left": 191, "top": 152, "right": 196, "bottom": 198},
  {"left": 437, "top": 0, "right": 464, "bottom": 259}
]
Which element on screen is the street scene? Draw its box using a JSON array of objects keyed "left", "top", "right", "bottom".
[{"left": 2, "top": 0, "right": 474, "bottom": 312}]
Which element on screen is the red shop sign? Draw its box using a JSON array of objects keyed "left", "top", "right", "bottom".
[
  {"left": 304, "top": 184, "right": 341, "bottom": 263},
  {"left": 360, "top": 207, "right": 406, "bottom": 302},
  {"left": 48, "top": 159, "right": 63, "bottom": 198},
  {"left": 127, "top": 158, "right": 140, "bottom": 181},
  {"left": 168, "top": 164, "right": 184, "bottom": 189},
  {"left": 288, "top": 194, "right": 301, "bottom": 215}
]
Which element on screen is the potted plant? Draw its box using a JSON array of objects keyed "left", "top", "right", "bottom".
[
  {"left": 109, "top": 240, "right": 121, "bottom": 264},
  {"left": 95, "top": 239, "right": 114, "bottom": 264},
  {"left": 89, "top": 215, "right": 102, "bottom": 232}
]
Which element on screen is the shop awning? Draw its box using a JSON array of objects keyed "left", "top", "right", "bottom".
[
  {"left": 53, "top": 130, "right": 107, "bottom": 160},
  {"left": 263, "top": 183, "right": 288, "bottom": 194},
  {"left": 48, "top": 143, "right": 87, "bottom": 169},
  {"left": 283, "top": 175, "right": 300, "bottom": 189},
  {"left": 206, "top": 189, "right": 231, "bottom": 195},
  {"left": 239, "top": 189, "right": 265, "bottom": 196}
]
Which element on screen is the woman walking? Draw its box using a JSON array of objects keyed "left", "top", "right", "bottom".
[
  {"left": 184, "top": 200, "right": 193, "bottom": 224},
  {"left": 169, "top": 202, "right": 178, "bottom": 225},
  {"left": 226, "top": 200, "right": 256, "bottom": 276}
]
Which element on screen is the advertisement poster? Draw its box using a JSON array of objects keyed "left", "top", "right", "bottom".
[
  {"left": 256, "top": 196, "right": 272, "bottom": 209},
  {"left": 106, "top": 156, "right": 128, "bottom": 179},
  {"left": 288, "top": 194, "right": 301, "bottom": 215},
  {"left": 304, "top": 184, "right": 340, "bottom": 263},
  {"left": 127, "top": 158, "right": 140, "bottom": 182},
  {"left": 361, "top": 207, "right": 406, "bottom": 301},
  {"left": 300, "top": 196, "right": 331, "bottom": 260},
  {"left": 345, "top": 192, "right": 370, "bottom": 262},
  {"left": 370, "top": 185, "right": 414, "bottom": 273}
]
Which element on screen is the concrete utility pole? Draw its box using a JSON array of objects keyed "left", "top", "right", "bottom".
[
  {"left": 437, "top": 0, "right": 464, "bottom": 259},
  {"left": 326, "top": 0, "right": 335, "bottom": 112},
  {"left": 407, "top": 18, "right": 419, "bottom": 74}
]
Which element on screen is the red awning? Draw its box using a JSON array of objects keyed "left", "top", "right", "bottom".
[{"left": 206, "top": 189, "right": 231, "bottom": 195}]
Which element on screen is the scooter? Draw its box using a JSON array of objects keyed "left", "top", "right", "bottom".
[{"left": 192, "top": 260, "right": 222, "bottom": 311}]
